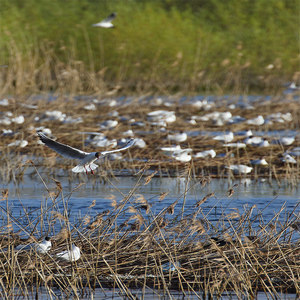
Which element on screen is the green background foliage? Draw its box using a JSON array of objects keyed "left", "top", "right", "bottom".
[{"left": 0, "top": 0, "right": 299, "bottom": 93}]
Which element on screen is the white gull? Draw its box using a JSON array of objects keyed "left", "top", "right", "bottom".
[
  {"left": 193, "top": 149, "right": 216, "bottom": 158},
  {"left": 37, "top": 132, "right": 134, "bottom": 174},
  {"left": 226, "top": 165, "right": 253, "bottom": 174},
  {"left": 213, "top": 131, "right": 234, "bottom": 143},
  {"left": 56, "top": 244, "right": 81, "bottom": 262},
  {"left": 250, "top": 158, "right": 268, "bottom": 166},
  {"left": 281, "top": 154, "right": 297, "bottom": 164},
  {"left": 167, "top": 132, "right": 187, "bottom": 143},
  {"left": 172, "top": 149, "right": 192, "bottom": 162},
  {"left": 16, "top": 237, "right": 51, "bottom": 254},
  {"left": 92, "top": 12, "right": 117, "bottom": 28},
  {"left": 246, "top": 115, "right": 264, "bottom": 126}
]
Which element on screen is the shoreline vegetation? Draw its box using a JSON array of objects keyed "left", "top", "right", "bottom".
[
  {"left": 0, "top": 0, "right": 299, "bottom": 95},
  {"left": 0, "top": 1, "right": 299, "bottom": 298},
  {"left": 0, "top": 95, "right": 299, "bottom": 183},
  {"left": 0, "top": 171, "right": 299, "bottom": 298}
]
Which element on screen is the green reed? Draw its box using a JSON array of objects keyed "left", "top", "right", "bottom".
[{"left": 0, "top": 0, "right": 298, "bottom": 95}]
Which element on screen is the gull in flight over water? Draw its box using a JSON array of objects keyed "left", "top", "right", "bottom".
[
  {"left": 37, "top": 132, "right": 134, "bottom": 174},
  {"left": 92, "top": 12, "right": 117, "bottom": 28}
]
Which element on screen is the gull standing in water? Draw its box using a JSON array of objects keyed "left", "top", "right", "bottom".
[
  {"left": 37, "top": 132, "right": 135, "bottom": 174},
  {"left": 92, "top": 12, "right": 117, "bottom": 28}
]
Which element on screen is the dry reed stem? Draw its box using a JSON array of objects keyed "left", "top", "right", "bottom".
[
  {"left": 0, "top": 157, "right": 299, "bottom": 297},
  {"left": 0, "top": 96, "right": 299, "bottom": 182}
]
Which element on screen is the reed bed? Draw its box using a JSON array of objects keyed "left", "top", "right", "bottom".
[
  {"left": 0, "top": 94, "right": 299, "bottom": 183},
  {"left": 0, "top": 169, "right": 299, "bottom": 299}
]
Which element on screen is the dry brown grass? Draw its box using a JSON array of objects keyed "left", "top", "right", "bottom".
[{"left": 0, "top": 171, "right": 299, "bottom": 298}]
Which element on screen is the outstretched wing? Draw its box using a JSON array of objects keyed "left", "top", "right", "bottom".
[
  {"left": 100, "top": 139, "right": 135, "bottom": 156},
  {"left": 37, "top": 132, "right": 88, "bottom": 160},
  {"left": 103, "top": 12, "right": 117, "bottom": 23},
  {"left": 92, "top": 12, "right": 117, "bottom": 27}
]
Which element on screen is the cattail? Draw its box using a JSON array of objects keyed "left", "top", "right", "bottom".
[
  {"left": 129, "top": 206, "right": 138, "bottom": 214},
  {"left": 226, "top": 212, "right": 240, "bottom": 219},
  {"left": 144, "top": 170, "right": 157, "bottom": 185},
  {"left": 83, "top": 215, "right": 91, "bottom": 225},
  {"left": 196, "top": 193, "right": 214, "bottom": 207},
  {"left": 111, "top": 199, "right": 117, "bottom": 208},
  {"left": 87, "top": 215, "right": 103, "bottom": 230},
  {"left": 51, "top": 211, "right": 67, "bottom": 221},
  {"left": 55, "top": 227, "right": 70, "bottom": 241},
  {"left": 88, "top": 199, "right": 96, "bottom": 208},
  {"left": 51, "top": 178, "right": 62, "bottom": 192},
  {"left": 166, "top": 201, "right": 177, "bottom": 215},
  {"left": 227, "top": 188, "right": 234, "bottom": 197},
  {"left": 1, "top": 189, "right": 8, "bottom": 200},
  {"left": 138, "top": 204, "right": 151, "bottom": 214},
  {"left": 190, "top": 220, "right": 205, "bottom": 234},
  {"left": 159, "top": 192, "right": 169, "bottom": 201},
  {"left": 135, "top": 194, "right": 147, "bottom": 204}
]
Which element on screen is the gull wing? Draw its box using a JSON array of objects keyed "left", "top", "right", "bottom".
[
  {"left": 100, "top": 139, "right": 135, "bottom": 156},
  {"left": 92, "top": 12, "right": 117, "bottom": 27},
  {"left": 37, "top": 132, "right": 88, "bottom": 160},
  {"left": 103, "top": 12, "right": 117, "bottom": 23}
]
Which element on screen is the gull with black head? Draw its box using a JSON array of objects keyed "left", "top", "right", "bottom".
[
  {"left": 92, "top": 12, "right": 117, "bottom": 28},
  {"left": 37, "top": 132, "right": 134, "bottom": 174}
]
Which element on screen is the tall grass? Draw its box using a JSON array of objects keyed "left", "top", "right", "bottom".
[
  {"left": 0, "top": 168, "right": 299, "bottom": 298},
  {"left": 0, "top": 0, "right": 299, "bottom": 95}
]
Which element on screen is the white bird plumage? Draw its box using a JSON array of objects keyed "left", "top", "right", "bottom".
[
  {"left": 213, "top": 131, "right": 234, "bottom": 143},
  {"left": 92, "top": 12, "right": 117, "bottom": 28},
  {"left": 250, "top": 158, "right": 268, "bottom": 166},
  {"left": 56, "top": 244, "right": 81, "bottom": 262},
  {"left": 167, "top": 131, "right": 187, "bottom": 143},
  {"left": 15, "top": 237, "right": 51, "bottom": 254},
  {"left": 37, "top": 132, "right": 134, "bottom": 174},
  {"left": 226, "top": 165, "right": 253, "bottom": 174}
]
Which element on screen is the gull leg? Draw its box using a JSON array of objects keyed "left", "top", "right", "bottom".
[
  {"left": 84, "top": 166, "right": 88, "bottom": 175},
  {"left": 89, "top": 166, "right": 94, "bottom": 175}
]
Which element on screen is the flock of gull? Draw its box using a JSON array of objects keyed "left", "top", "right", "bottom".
[
  {"left": 0, "top": 12, "right": 299, "bottom": 272},
  {"left": 0, "top": 93, "right": 299, "bottom": 175}
]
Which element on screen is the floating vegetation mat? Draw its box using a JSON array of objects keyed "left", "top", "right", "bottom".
[
  {"left": 0, "top": 93, "right": 299, "bottom": 183},
  {"left": 0, "top": 173, "right": 299, "bottom": 299}
]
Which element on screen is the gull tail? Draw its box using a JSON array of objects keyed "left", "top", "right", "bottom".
[{"left": 72, "top": 163, "right": 99, "bottom": 173}]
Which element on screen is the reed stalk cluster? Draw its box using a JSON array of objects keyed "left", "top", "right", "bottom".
[{"left": 0, "top": 169, "right": 299, "bottom": 299}]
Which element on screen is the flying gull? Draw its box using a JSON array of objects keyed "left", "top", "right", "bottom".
[
  {"left": 37, "top": 132, "right": 134, "bottom": 174},
  {"left": 92, "top": 12, "right": 117, "bottom": 28}
]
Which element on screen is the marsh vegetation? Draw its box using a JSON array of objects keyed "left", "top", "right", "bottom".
[
  {"left": 0, "top": 169, "right": 299, "bottom": 299},
  {"left": 0, "top": 0, "right": 299, "bottom": 95}
]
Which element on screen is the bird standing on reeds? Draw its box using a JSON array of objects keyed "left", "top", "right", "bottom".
[
  {"left": 56, "top": 244, "right": 81, "bottom": 262},
  {"left": 15, "top": 237, "right": 51, "bottom": 254}
]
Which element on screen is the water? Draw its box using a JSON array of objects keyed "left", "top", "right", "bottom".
[
  {"left": 2, "top": 175, "right": 299, "bottom": 240},
  {"left": 28, "top": 287, "right": 298, "bottom": 300}
]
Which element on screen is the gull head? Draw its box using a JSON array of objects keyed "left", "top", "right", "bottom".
[{"left": 95, "top": 152, "right": 100, "bottom": 158}]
